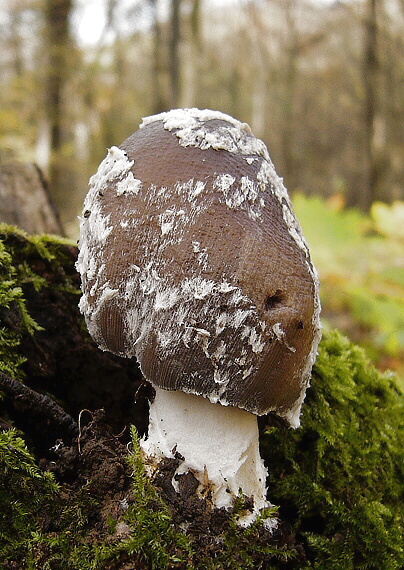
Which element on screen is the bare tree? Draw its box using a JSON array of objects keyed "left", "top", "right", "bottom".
[
  {"left": 169, "top": 0, "right": 181, "bottom": 107},
  {"left": 43, "top": 0, "right": 73, "bottom": 214},
  {"left": 150, "top": 0, "right": 169, "bottom": 113},
  {"left": 8, "top": 3, "right": 25, "bottom": 78},
  {"left": 362, "top": 0, "right": 382, "bottom": 208},
  {"left": 180, "top": 0, "right": 201, "bottom": 108}
]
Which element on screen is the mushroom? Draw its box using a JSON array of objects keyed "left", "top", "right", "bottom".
[{"left": 76, "top": 108, "right": 321, "bottom": 526}]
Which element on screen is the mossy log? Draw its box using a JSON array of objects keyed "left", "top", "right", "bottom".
[{"left": 0, "top": 225, "right": 403, "bottom": 569}]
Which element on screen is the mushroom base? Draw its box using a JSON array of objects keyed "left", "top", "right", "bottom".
[{"left": 140, "top": 387, "right": 275, "bottom": 527}]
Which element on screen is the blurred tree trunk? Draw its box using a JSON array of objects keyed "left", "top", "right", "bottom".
[
  {"left": 0, "top": 162, "right": 64, "bottom": 235},
  {"left": 180, "top": 0, "right": 201, "bottom": 108},
  {"left": 382, "top": 3, "right": 404, "bottom": 201},
  {"left": 362, "top": 0, "right": 383, "bottom": 209},
  {"left": 281, "top": 0, "right": 298, "bottom": 191},
  {"left": 9, "top": 6, "right": 24, "bottom": 78},
  {"left": 169, "top": 0, "right": 181, "bottom": 108},
  {"left": 246, "top": 1, "right": 268, "bottom": 139},
  {"left": 151, "top": 0, "right": 168, "bottom": 113},
  {"left": 43, "top": 0, "right": 73, "bottom": 214}
]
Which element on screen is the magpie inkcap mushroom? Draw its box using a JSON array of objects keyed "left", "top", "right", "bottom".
[{"left": 77, "top": 108, "right": 321, "bottom": 525}]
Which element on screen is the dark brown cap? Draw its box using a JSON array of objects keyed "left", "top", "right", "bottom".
[{"left": 77, "top": 109, "right": 321, "bottom": 426}]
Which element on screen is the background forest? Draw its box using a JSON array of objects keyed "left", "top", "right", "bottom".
[{"left": 0, "top": 0, "right": 403, "bottom": 378}]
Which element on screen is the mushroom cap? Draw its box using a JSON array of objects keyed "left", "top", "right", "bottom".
[{"left": 77, "top": 108, "right": 321, "bottom": 425}]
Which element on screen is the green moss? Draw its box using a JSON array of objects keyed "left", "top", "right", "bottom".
[
  {"left": 0, "top": 428, "right": 102, "bottom": 568},
  {"left": 76, "top": 426, "right": 196, "bottom": 569},
  {"left": 0, "top": 225, "right": 402, "bottom": 568},
  {"left": 262, "top": 330, "right": 404, "bottom": 569},
  {"left": 122, "top": 426, "right": 194, "bottom": 567},
  {"left": 0, "top": 422, "right": 192, "bottom": 568},
  {"left": 0, "top": 224, "right": 78, "bottom": 381},
  {"left": 0, "top": 454, "right": 105, "bottom": 568},
  {"left": 1, "top": 334, "right": 403, "bottom": 568},
  {"left": 0, "top": 430, "right": 59, "bottom": 561},
  {"left": 194, "top": 503, "right": 293, "bottom": 570},
  {"left": 0, "top": 237, "right": 38, "bottom": 379}
]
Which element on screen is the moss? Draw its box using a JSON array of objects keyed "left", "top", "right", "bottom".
[
  {"left": 0, "top": 427, "right": 103, "bottom": 568},
  {"left": 0, "top": 429, "right": 59, "bottom": 561},
  {"left": 0, "top": 426, "right": 189, "bottom": 569},
  {"left": 0, "top": 224, "right": 77, "bottom": 381},
  {"left": 0, "top": 426, "right": 288, "bottom": 569},
  {"left": 0, "top": 225, "right": 403, "bottom": 568},
  {"left": 0, "top": 434, "right": 105, "bottom": 568},
  {"left": 262, "top": 330, "right": 404, "bottom": 569},
  {"left": 0, "top": 237, "right": 39, "bottom": 379},
  {"left": 193, "top": 502, "right": 294, "bottom": 570},
  {"left": 86, "top": 426, "right": 195, "bottom": 569},
  {"left": 124, "top": 426, "right": 194, "bottom": 566},
  {"left": 1, "top": 334, "right": 403, "bottom": 568}
]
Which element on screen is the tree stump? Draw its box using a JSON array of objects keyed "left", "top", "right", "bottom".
[{"left": 0, "top": 162, "right": 64, "bottom": 235}]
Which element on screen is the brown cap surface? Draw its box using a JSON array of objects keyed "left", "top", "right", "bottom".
[{"left": 77, "top": 109, "right": 321, "bottom": 424}]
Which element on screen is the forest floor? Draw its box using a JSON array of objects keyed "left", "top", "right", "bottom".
[{"left": 0, "top": 226, "right": 403, "bottom": 569}]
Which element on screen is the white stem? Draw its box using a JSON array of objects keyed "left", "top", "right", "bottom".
[{"left": 140, "top": 387, "right": 273, "bottom": 526}]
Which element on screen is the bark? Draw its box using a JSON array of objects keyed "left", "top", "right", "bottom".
[
  {"left": 180, "top": 0, "right": 201, "bottom": 108},
  {"left": 363, "top": 0, "right": 383, "bottom": 209},
  {"left": 281, "top": 0, "right": 299, "bottom": 191},
  {"left": 169, "top": 0, "right": 181, "bottom": 108},
  {"left": 0, "top": 162, "right": 64, "bottom": 235},
  {"left": 9, "top": 6, "right": 24, "bottom": 78},
  {"left": 150, "top": 0, "right": 168, "bottom": 113},
  {"left": 43, "top": 0, "right": 73, "bottom": 211}
]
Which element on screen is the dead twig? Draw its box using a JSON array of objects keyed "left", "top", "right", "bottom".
[
  {"left": 0, "top": 370, "right": 78, "bottom": 436},
  {"left": 77, "top": 408, "right": 93, "bottom": 454}
]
